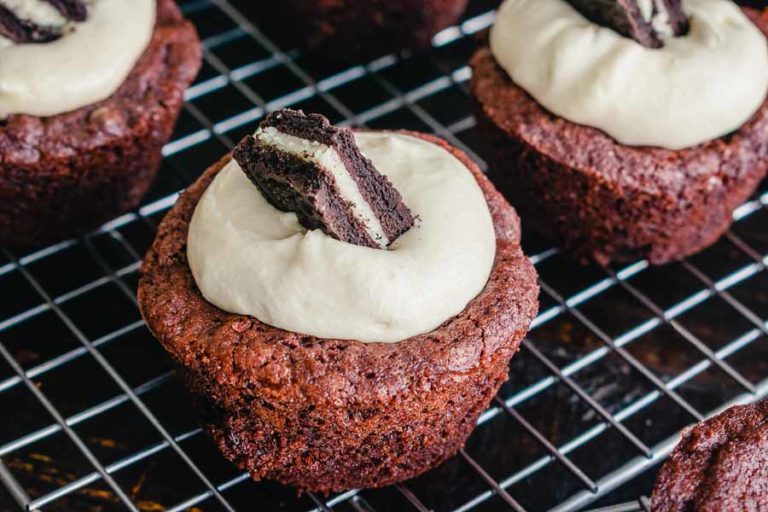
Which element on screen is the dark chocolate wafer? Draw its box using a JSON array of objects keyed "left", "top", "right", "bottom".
[{"left": 566, "top": 0, "right": 688, "bottom": 48}]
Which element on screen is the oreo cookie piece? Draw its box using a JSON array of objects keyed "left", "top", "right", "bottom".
[
  {"left": 0, "top": 4, "right": 58, "bottom": 43},
  {"left": 45, "top": 0, "right": 88, "bottom": 22},
  {"left": 233, "top": 109, "right": 415, "bottom": 249},
  {"left": 566, "top": 0, "right": 688, "bottom": 48},
  {"left": 0, "top": 0, "right": 87, "bottom": 44}
]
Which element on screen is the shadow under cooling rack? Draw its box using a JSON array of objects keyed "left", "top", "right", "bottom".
[{"left": 2, "top": 0, "right": 768, "bottom": 511}]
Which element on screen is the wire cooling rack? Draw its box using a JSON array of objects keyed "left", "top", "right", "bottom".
[{"left": 2, "top": 0, "right": 768, "bottom": 510}]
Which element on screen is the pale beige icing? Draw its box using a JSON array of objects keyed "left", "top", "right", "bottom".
[
  {"left": 489, "top": 0, "right": 768, "bottom": 149},
  {"left": 187, "top": 132, "right": 497, "bottom": 343},
  {"left": 0, "top": 0, "right": 155, "bottom": 117}
]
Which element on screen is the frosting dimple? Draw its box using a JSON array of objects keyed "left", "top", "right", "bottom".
[
  {"left": 0, "top": 0, "right": 155, "bottom": 118},
  {"left": 489, "top": 0, "right": 768, "bottom": 149},
  {"left": 187, "top": 132, "right": 497, "bottom": 343}
]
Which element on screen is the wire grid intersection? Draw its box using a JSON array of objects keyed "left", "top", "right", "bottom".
[{"left": 2, "top": 0, "right": 768, "bottom": 511}]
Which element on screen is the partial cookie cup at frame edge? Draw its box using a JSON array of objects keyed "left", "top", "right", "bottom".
[
  {"left": 469, "top": 7, "right": 768, "bottom": 266},
  {"left": 0, "top": 0, "right": 202, "bottom": 249},
  {"left": 137, "top": 131, "right": 540, "bottom": 492},
  {"left": 651, "top": 399, "right": 768, "bottom": 511},
  {"left": 247, "top": 0, "right": 470, "bottom": 61}
]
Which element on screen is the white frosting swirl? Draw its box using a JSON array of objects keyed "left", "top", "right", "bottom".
[
  {"left": 187, "top": 132, "right": 497, "bottom": 343},
  {"left": 0, "top": 0, "right": 156, "bottom": 118},
  {"left": 489, "top": 0, "right": 768, "bottom": 149}
]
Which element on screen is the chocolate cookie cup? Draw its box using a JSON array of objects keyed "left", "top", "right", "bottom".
[
  {"left": 470, "top": 6, "right": 768, "bottom": 266},
  {"left": 0, "top": 0, "right": 201, "bottom": 249},
  {"left": 138, "top": 130, "right": 539, "bottom": 492},
  {"left": 250, "top": 0, "right": 469, "bottom": 61},
  {"left": 652, "top": 399, "right": 768, "bottom": 512}
]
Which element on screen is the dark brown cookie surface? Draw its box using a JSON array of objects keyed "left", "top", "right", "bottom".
[
  {"left": 470, "top": 7, "right": 768, "bottom": 265},
  {"left": 0, "top": 0, "right": 201, "bottom": 248},
  {"left": 138, "top": 131, "right": 540, "bottom": 492},
  {"left": 248, "top": 0, "right": 469, "bottom": 61},
  {"left": 0, "top": 3, "right": 58, "bottom": 43},
  {"left": 652, "top": 399, "right": 768, "bottom": 512}
]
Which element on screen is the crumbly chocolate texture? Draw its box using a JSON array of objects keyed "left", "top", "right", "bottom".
[
  {"left": 566, "top": 0, "right": 687, "bottom": 48},
  {"left": 138, "top": 131, "right": 540, "bottom": 492},
  {"left": 0, "top": 0, "right": 201, "bottom": 248},
  {"left": 470, "top": 7, "right": 768, "bottom": 266},
  {"left": 248, "top": 0, "right": 469, "bottom": 61},
  {"left": 234, "top": 109, "right": 414, "bottom": 249},
  {"left": 652, "top": 399, "right": 768, "bottom": 511}
]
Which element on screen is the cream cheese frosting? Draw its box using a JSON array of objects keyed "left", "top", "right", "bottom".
[
  {"left": 489, "top": 0, "right": 768, "bottom": 149},
  {"left": 0, "top": 0, "right": 156, "bottom": 118},
  {"left": 187, "top": 132, "right": 497, "bottom": 343}
]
